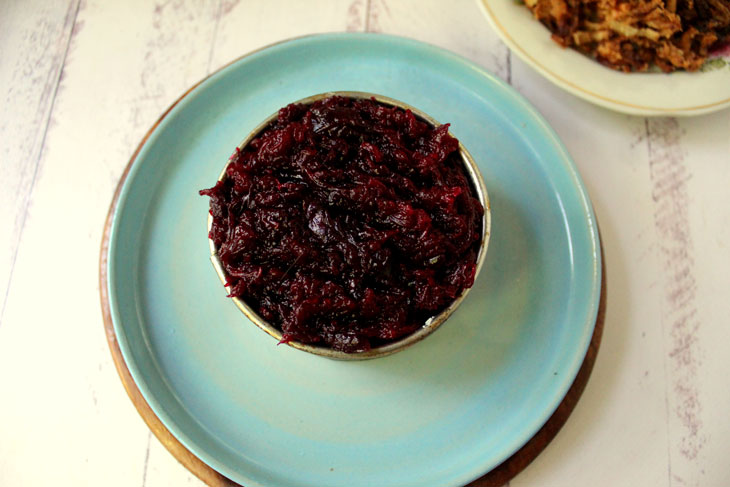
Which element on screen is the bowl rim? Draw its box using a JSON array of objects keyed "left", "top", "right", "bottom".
[{"left": 206, "top": 91, "right": 491, "bottom": 360}]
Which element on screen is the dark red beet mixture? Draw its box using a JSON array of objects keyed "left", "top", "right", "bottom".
[{"left": 200, "top": 96, "right": 483, "bottom": 353}]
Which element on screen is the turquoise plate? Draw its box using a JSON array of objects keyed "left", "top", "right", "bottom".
[{"left": 107, "top": 33, "right": 601, "bottom": 487}]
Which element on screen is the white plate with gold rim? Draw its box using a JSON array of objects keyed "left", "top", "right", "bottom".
[{"left": 477, "top": 0, "right": 730, "bottom": 116}]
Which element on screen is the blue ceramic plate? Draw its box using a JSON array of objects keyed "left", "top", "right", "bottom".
[{"left": 107, "top": 33, "right": 601, "bottom": 487}]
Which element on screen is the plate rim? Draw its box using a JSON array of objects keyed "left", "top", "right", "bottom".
[
  {"left": 102, "top": 32, "right": 603, "bottom": 487},
  {"left": 100, "top": 226, "right": 606, "bottom": 487},
  {"left": 477, "top": 0, "right": 730, "bottom": 116}
]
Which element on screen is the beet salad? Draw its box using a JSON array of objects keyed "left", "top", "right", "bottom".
[{"left": 201, "top": 95, "right": 484, "bottom": 353}]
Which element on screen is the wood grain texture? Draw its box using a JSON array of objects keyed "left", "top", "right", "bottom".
[
  {"left": 0, "top": 1, "right": 220, "bottom": 485},
  {"left": 368, "top": 0, "right": 511, "bottom": 82},
  {"left": 209, "top": 0, "right": 367, "bottom": 72},
  {"left": 671, "top": 111, "right": 730, "bottom": 487},
  {"left": 645, "top": 117, "right": 704, "bottom": 487},
  {"left": 0, "top": 0, "right": 79, "bottom": 325}
]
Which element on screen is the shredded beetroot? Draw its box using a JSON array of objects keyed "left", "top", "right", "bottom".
[{"left": 200, "top": 96, "right": 483, "bottom": 353}]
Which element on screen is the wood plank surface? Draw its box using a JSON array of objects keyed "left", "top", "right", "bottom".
[
  {"left": 0, "top": 0, "right": 729, "bottom": 486},
  {"left": 0, "top": 0, "right": 79, "bottom": 325},
  {"left": 0, "top": 1, "right": 220, "bottom": 485}
]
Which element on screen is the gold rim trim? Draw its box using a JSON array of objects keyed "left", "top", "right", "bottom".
[
  {"left": 478, "top": 0, "right": 730, "bottom": 115},
  {"left": 207, "top": 91, "right": 491, "bottom": 360}
]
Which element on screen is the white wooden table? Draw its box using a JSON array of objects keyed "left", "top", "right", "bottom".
[{"left": 1, "top": 1, "right": 728, "bottom": 486}]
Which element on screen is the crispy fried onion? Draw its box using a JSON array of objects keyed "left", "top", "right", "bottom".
[{"left": 523, "top": 0, "right": 730, "bottom": 72}]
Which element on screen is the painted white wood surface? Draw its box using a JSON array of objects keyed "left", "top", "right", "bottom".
[
  {"left": 0, "top": 1, "right": 728, "bottom": 486},
  {"left": 0, "top": 0, "right": 79, "bottom": 330}
]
